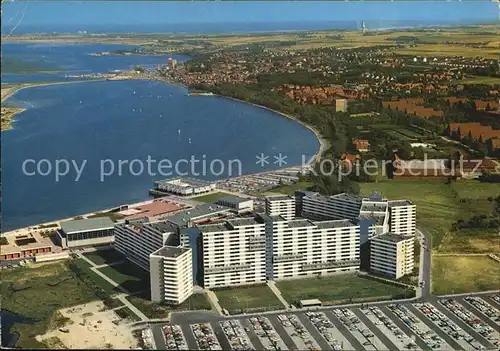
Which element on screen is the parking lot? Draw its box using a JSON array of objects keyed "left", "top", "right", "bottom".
[{"left": 154, "top": 293, "right": 500, "bottom": 350}]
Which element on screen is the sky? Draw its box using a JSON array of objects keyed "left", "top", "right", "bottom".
[{"left": 1, "top": 1, "right": 498, "bottom": 27}]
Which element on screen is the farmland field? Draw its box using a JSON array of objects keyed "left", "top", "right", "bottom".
[{"left": 432, "top": 256, "right": 500, "bottom": 294}]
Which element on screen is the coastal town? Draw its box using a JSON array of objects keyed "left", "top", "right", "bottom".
[{"left": 1, "top": 3, "right": 500, "bottom": 350}]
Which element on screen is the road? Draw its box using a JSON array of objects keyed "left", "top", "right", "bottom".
[{"left": 416, "top": 227, "right": 432, "bottom": 299}]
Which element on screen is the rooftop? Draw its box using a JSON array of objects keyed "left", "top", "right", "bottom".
[
  {"left": 165, "top": 203, "right": 231, "bottom": 227},
  {"left": 358, "top": 213, "right": 387, "bottom": 226},
  {"left": 313, "top": 219, "right": 357, "bottom": 229},
  {"left": 120, "top": 220, "right": 177, "bottom": 234},
  {"left": 360, "top": 203, "right": 388, "bottom": 213},
  {"left": 287, "top": 219, "right": 315, "bottom": 228},
  {"left": 373, "top": 233, "right": 412, "bottom": 243},
  {"left": 154, "top": 177, "right": 214, "bottom": 189},
  {"left": 266, "top": 195, "right": 293, "bottom": 202},
  {"left": 217, "top": 194, "right": 252, "bottom": 205},
  {"left": 61, "top": 217, "right": 115, "bottom": 234},
  {"left": 151, "top": 245, "right": 191, "bottom": 258},
  {"left": 388, "top": 200, "right": 414, "bottom": 207}
]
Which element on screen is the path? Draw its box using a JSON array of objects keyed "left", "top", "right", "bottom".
[
  {"left": 267, "top": 281, "right": 292, "bottom": 310},
  {"left": 205, "top": 290, "right": 224, "bottom": 316},
  {"left": 75, "top": 252, "right": 148, "bottom": 321}
]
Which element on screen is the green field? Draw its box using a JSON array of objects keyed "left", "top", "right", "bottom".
[
  {"left": 371, "top": 124, "right": 421, "bottom": 140},
  {"left": 71, "top": 258, "right": 119, "bottom": 295},
  {"left": 83, "top": 249, "right": 125, "bottom": 266},
  {"left": 1, "top": 261, "right": 104, "bottom": 348},
  {"left": 432, "top": 256, "right": 500, "bottom": 295},
  {"left": 264, "top": 181, "right": 314, "bottom": 195},
  {"left": 127, "top": 293, "right": 212, "bottom": 319},
  {"left": 451, "top": 181, "right": 500, "bottom": 200},
  {"left": 360, "top": 180, "right": 460, "bottom": 249},
  {"left": 360, "top": 180, "right": 498, "bottom": 253},
  {"left": 458, "top": 75, "right": 500, "bottom": 85},
  {"left": 191, "top": 192, "right": 227, "bottom": 203},
  {"left": 276, "top": 274, "right": 414, "bottom": 306},
  {"left": 98, "top": 261, "right": 150, "bottom": 294},
  {"left": 214, "top": 284, "right": 284, "bottom": 314},
  {"left": 114, "top": 306, "right": 141, "bottom": 321}
]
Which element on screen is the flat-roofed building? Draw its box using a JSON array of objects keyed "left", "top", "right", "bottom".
[
  {"left": 197, "top": 216, "right": 266, "bottom": 289},
  {"left": 150, "top": 246, "right": 193, "bottom": 304},
  {"left": 151, "top": 177, "right": 216, "bottom": 196},
  {"left": 297, "top": 191, "right": 362, "bottom": 220},
  {"left": 1, "top": 232, "right": 53, "bottom": 261},
  {"left": 359, "top": 198, "right": 390, "bottom": 236},
  {"left": 57, "top": 217, "right": 115, "bottom": 248},
  {"left": 114, "top": 220, "right": 178, "bottom": 271},
  {"left": 165, "top": 203, "right": 232, "bottom": 228},
  {"left": 216, "top": 195, "right": 254, "bottom": 212},
  {"left": 388, "top": 200, "right": 416, "bottom": 237},
  {"left": 370, "top": 233, "right": 414, "bottom": 279},
  {"left": 264, "top": 215, "right": 360, "bottom": 280},
  {"left": 265, "top": 195, "right": 295, "bottom": 220}
]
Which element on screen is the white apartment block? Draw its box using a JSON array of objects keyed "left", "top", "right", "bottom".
[
  {"left": 265, "top": 195, "right": 295, "bottom": 220},
  {"left": 150, "top": 246, "right": 193, "bottom": 304},
  {"left": 388, "top": 200, "right": 417, "bottom": 237},
  {"left": 370, "top": 233, "right": 415, "bottom": 279},
  {"left": 298, "top": 192, "right": 362, "bottom": 220},
  {"left": 114, "top": 220, "right": 177, "bottom": 271},
  {"left": 264, "top": 215, "right": 360, "bottom": 280},
  {"left": 359, "top": 198, "right": 390, "bottom": 236},
  {"left": 197, "top": 216, "right": 267, "bottom": 289}
]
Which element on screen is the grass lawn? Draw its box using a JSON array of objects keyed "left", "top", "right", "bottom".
[
  {"left": 459, "top": 75, "right": 500, "bottom": 85},
  {"left": 264, "top": 181, "right": 314, "bottom": 195},
  {"left": 1, "top": 261, "right": 104, "bottom": 348},
  {"left": 83, "top": 249, "right": 125, "bottom": 266},
  {"left": 127, "top": 293, "right": 212, "bottom": 319},
  {"left": 214, "top": 284, "right": 284, "bottom": 313},
  {"left": 432, "top": 256, "right": 500, "bottom": 295},
  {"left": 360, "top": 180, "right": 460, "bottom": 249},
  {"left": 98, "top": 261, "right": 150, "bottom": 294},
  {"left": 70, "top": 258, "right": 118, "bottom": 295},
  {"left": 191, "top": 192, "right": 227, "bottom": 203},
  {"left": 360, "top": 180, "right": 498, "bottom": 253},
  {"left": 276, "top": 274, "right": 414, "bottom": 306},
  {"left": 114, "top": 306, "right": 141, "bottom": 322},
  {"left": 451, "top": 181, "right": 500, "bottom": 200}
]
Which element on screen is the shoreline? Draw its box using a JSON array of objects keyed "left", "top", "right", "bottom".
[
  {"left": 2, "top": 77, "right": 324, "bottom": 233},
  {"left": 1, "top": 79, "right": 106, "bottom": 131}
]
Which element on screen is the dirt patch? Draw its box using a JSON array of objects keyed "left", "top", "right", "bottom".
[{"left": 37, "top": 300, "right": 138, "bottom": 349}]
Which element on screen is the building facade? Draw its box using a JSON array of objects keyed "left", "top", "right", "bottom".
[
  {"left": 297, "top": 191, "right": 362, "bottom": 220},
  {"left": 264, "top": 215, "right": 360, "bottom": 280},
  {"left": 265, "top": 195, "right": 295, "bottom": 220},
  {"left": 370, "top": 233, "right": 415, "bottom": 279},
  {"left": 197, "top": 216, "right": 267, "bottom": 289},
  {"left": 150, "top": 246, "right": 193, "bottom": 304},
  {"left": 57, "top": 217, "right": 115, "bottom": 248},
  {"left": 114, "top": 220, "right": 177, "bottom": 271},
  {"left": 388, "top": 200, "right": 417, "bottom": 237}
]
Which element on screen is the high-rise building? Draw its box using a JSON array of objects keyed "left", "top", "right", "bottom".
[
  {"left": 370, "top": 233, "right": 414, "bottom": 279},
  {"left": 150, "top": 246, "right": 193, "bottom": 304},
  {"left": 334, "top": 98, "right": 348, "bottom": 112},
  {"left": 197, "top": 216, "right": 267, "bottom": 289},
  {"left": 265, "top": 195, "right": 295, "bottom": 220},
  {"left": 263, "top": 215, "right": 360, "bottom": 280},
  {"left": 114, "top": 220, "right": 178, "bottom": 271},
  {"left": 388, "top": 200, "right": 417, "bottom": 237},
  {"left": 296, "top": 191, "right": 362, "bottom": 220}
]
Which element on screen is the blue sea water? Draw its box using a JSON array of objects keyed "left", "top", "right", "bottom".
[
  {"left": 1, "top": 42, "right": 189, "bottom": 83},
  {"left": 1, "top": 43, "right": 319, "bottom": 231}
]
